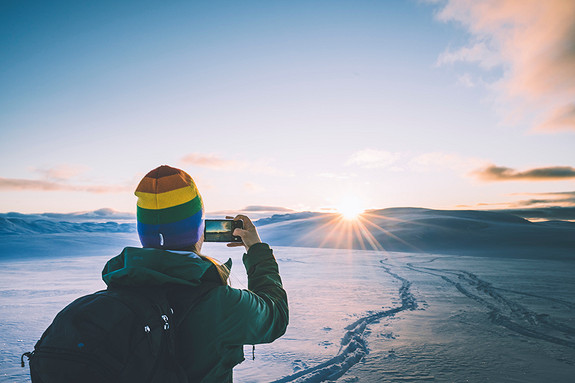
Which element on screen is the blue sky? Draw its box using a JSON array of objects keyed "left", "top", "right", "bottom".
[{"left": 1, "top": 0, "right": 574, "bottom": 215}]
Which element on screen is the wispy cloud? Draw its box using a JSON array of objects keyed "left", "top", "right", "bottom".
[
  {"left": 346, "top": 149, "right": 401, "bottom": 169},
  {"left": 514, "top": 191, "right": 575, "bottom": 198},
  {"left": 0, "top": 178, "right": 62, "bottom": 191},
  {"left": 0, "top": 177, "right": 130, "bottom": 193},
  {"left": 181, "top": 153, "right": 237, "bottom": 170},
  {"left": 457, "top": 190, "right": 575, "bottom": 220},
  {"left": 461, "top": 190, "right": 575, "bottom": 209},
  {"left": 471, "top": 164, "right": 575, "bottom": 182},
  {"left": 456, "top": 73, "right": 476, "bottom": 88},
  {"left": 180, "top": 153, "right": 284, "bottom": 175},
  {"left": 244, "top": 182, "right": 266, "bottom": 193},
  {"left": 208, "top": 205, "right": 294, "bottom": 220},
  {"left": 536, "top": 103, "right": 575, "bottom": 133},
  {"left": 319, "top": 172, "right": 356, "bottom": 180},
  {"left": 409, "top": 152, "right": 484, "bottom": 172},
  {"left": 509, "top": 191, "right": 575, "bottom": 207},
  {"left": 434, "top": 0, "right": 575, "bottom": 132},
  {"left": 500, "top": 190, "right": 575, "bottom": 220},
  {"left": 437, "top": 41, "right": 501, "bottom": 69},
  {"left": 242, "top": 205, "right": 294, "bottom": 212},
  {"left": 347, "top": 150, "right": 485, "bottom": 175},
  {"left": 32, "top": 165, "right": 89, "bottom": 181}
]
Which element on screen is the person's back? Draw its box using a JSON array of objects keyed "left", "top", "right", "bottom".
[{"left": 101, "top": 243, "right": 287, "bottom": 382}]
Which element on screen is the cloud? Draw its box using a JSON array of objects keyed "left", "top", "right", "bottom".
[
  {"left": 437, "top": 41, "right": 501, "bottom": 69},
  {"left": 453, "top": 190, "right": 575, "bottom": 220},
  {"left": 508, "top": 191, "right": 575, "bottom": 207},
  {"left": 434, "top": 0, "right": 575, "bottom": 132},
  {"left": 463, "top": 191, "right": 575, "bottom": 216},
  {"left": 319, "top": 172, "right": 355, "bottom": 180},
  {"left": 471, "top": 164, "right": 575, "bottom": 182},
  {"left": 181, "top": 153, "right": 238, "bottom": 170},
  {"left": 536, "top": 103, "right": 575, "bottom": 132},
  {"left": 33, "top": 165, "right": 88, "bottom": 181},
  {"left": 346, "top": 150, "right": 486, "bottom": 175},
  {"left": 409, "top": 152, "right": 484, "bottom": 172},
  {"left": 181, "top": 153, "right": 284, "bottom": 175},
  {"left": 207, "top": 205, "right": 294, "bottom": 220},
  {"left": 456, "top": 73, "right": 476, "bottom": 88},
  {"left": 346, "top": 149, "right": 401, "bottom": 169},
  {"left": 0, "top": 177, "right": 130, "bottom": 193},
  {"left": 514, "top": 191, "right": 575, "bottom": 198},
  {"left": 242, "top": 205, "right": 294, "bottom": 212},
  {"left": 244, "top": 182, "right": 266, "bottom": 193},
  {"left": 0, "top": 178, "right": 62, "bottom": 191}
]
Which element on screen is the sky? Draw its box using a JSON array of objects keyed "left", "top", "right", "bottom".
[{"left": 1, "top": 0, "right": 574, "bottom": 216}]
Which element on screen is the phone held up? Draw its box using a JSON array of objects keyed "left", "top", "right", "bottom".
[{"left": 204, "top": 219, "right": 244, "bottom": 243}]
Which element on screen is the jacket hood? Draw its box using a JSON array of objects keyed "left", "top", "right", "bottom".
[{"left": 102, "top": 247, "right": 232, "bottom": 288}]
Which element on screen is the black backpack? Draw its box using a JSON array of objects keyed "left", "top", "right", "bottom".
[{"left": 22, "top": 284, "right": 215, "bottom": 383}]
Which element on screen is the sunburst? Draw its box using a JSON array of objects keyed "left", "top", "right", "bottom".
[
  {"left": 336, "top": 196, "right": 365, "bottom": 220},
  {"left": 296, "top": 209, "right": 437, "bottom": 253}
]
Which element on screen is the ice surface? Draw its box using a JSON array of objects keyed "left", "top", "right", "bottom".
[{"left": 1, "top": 232, "right": 574, "bottom": 382}]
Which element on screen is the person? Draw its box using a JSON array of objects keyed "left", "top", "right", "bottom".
[{"left": 102, "top": 165, "right": 289, "bottom": 382}]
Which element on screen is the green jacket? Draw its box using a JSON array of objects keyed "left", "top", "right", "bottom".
[{"left": 101, "top": 243, "right": 289, "bottom": 382}]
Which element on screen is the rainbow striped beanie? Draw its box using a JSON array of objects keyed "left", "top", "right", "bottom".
[{"left": 135, "top": 165, "right": 204, "bottom": 249}]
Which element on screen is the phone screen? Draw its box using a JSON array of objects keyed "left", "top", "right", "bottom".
[{"left": 204, "top": 219, "right": 242, "bottom": 242}]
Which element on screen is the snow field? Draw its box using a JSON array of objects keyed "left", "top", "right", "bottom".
[{"left": 1, "top": 236, "right": 574, "bottom": 382}]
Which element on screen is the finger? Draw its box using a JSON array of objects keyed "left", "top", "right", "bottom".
[
  {"left": 225, "top": 215, "right": 252, "bottom": 231},
  {"left": 233, "top": 214, "right": 254, "bottom": 229},
  {"left": 226, "top": 242, "right": 244, "bottom": 247},
  {"left": 233, "top": 214, "right": 247, "bottom": 223},
  {"left": 233, "top": 228, "right": 248, "bottom": 237}
]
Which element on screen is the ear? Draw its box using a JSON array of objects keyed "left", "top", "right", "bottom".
[{"left": 195, "top": 235, "right": 204, "bottom": 253}]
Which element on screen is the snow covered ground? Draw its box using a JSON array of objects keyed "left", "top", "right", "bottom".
[{"left": 1, "top": 233, "right": 574, "bottom": 382}]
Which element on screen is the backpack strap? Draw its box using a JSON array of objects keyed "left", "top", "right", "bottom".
[
  {"left": 104, "top": 286, "right": 170, "bottom": 315},
  {"left": 166, "top": 281, "right": 221, "bottom": 329},
  {"left": 104, "top": 286, "right": 185, "bottom": 381}
]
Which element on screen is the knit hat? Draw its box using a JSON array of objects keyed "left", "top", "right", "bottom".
[{"left": 135, "top": 165, "right": 204, "bottom": 249}]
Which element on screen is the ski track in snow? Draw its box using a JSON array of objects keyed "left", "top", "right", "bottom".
[
  {"left": 406, "top": 262, "right": 575, "bottom": 349},
  {"left": 272, "top": 263, "right": 418, "bottom": 383}
]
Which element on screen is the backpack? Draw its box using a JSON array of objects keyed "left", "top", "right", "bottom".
[{"left": 22, "top": 284, "right": 215, "bottom": 383}]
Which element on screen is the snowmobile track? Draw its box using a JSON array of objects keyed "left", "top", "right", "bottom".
[{"left": 272, "top": 262, "right": 417, "bottom": 383}]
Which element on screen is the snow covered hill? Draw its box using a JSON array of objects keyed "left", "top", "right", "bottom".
[{"left": 257, "top": 208, "right": 575, "bottom": 259}]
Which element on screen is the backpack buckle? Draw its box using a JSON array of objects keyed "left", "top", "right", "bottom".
[{"left": 162, "top": 315, "right": 169, "bottom": 330}]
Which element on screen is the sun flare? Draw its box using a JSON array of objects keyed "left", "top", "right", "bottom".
[{"left": 337, "top": 197, "right": 365, "bottom": 220}]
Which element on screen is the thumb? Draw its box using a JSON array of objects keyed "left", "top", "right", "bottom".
[{"left": 233, "top": 228, "right": 248, "bottom": 237}]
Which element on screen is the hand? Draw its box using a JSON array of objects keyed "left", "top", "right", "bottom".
[{"left": 225, "top": 214, "right": 262, "bottom": 251}]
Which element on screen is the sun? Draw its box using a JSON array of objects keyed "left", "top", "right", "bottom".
[{"left": 337, "top": 196, "right": 365, "bottom": 220}]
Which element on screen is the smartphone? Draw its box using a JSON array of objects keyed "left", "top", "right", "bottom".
[{"left": 204, "top": 219, "right": 243, "bottom": 242}]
